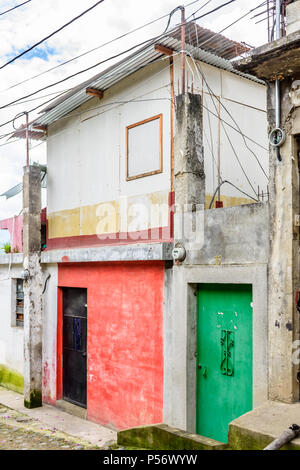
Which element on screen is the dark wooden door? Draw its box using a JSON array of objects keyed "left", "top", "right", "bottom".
[{"left": 63, "top": 288, "right": 87, "bottom": 408}]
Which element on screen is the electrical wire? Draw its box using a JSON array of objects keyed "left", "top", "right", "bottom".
[
  {"left": 187, "top": 26, "right": 269, "bottom": 178},
  {"left": 0, "top": 0, "right": 202, "bottom": 94},
  {"left": 0, "top": 52, "right": 269, "bottom": 152},
  {"left": 4, "top": 88, "right": 73, "bottom": 107},
  {"left": 196, "top": 58, "right": 268, "bottom": 179},
  {"left": 0, "top": 53, "right": 177, "bottom": 141},
  {"left": 0, "top": 0, "right": 31, "bottom": 17},
  {"left": 192, "top": 0, "right": 238, "bottom": 22},
  {"left": 186, "top": 54, "right": 259, "bottom": 197},
  {"left": 0, "top": 87, "right": 74, "bottom": 135},
  {"left": 189, "top": 0, "right": 266, "bottom": 52},
  {"left": 209, "top": 180, "right": 258, "bottom": 209},
  {"left": 0, "top": 0, "right": 242, "bottom": 110},
  {"left": 0, "top": 0, "right": 106, "bottom": 70},
  {"left": 0, "top": 0, "right": 270, "bottom": 145},
  {"left": 0, "top": 52, "right": 176, "bottom": 137},
  {"left": 186, "top": 0, "right": 214, "bottom": 20}
]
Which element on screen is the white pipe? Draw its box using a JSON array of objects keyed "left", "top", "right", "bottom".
[
  {"left": 276, "top": 0, "right": 281, "bottom": 40},
  {"left": 275, "top": 0, "right": 281, "bottom": 160}
]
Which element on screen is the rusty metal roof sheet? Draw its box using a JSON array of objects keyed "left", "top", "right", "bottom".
[{"left": 172, "top": 22, "right": 251, "bottom": 60}]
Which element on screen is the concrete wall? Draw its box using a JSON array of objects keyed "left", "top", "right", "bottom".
[
  {"left": 267, "top": 76, "right": 300, "bottom": 403},
  {"left": 164, "top": 203, "right": 270, "bottom": 431},
  {"left": 47, "top": 60, "right": 172, "bottom": 247},
  {"left": 42, "top": 264, "right": 58, "bottom": 405},
  {"left": 46, "top": 57, "right": 268, "bottom": 249},
  {"left": 173, "top": 57, "right": 268, "bottom": 207},
  {"left": 0, "top": 263, "right": 24, "bottom": 392},
  {"left": 188, "top": 203, "right": 269, "bottom": 265},
  {"left": 57, "top": 261, "right": 165, "bottom": 430},
  {"left": 0, "top": 258, "right": 57, "bottom": 399}
]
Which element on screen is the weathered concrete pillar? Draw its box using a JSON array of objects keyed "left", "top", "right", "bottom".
[
  {"left": 174, "top": 93, "right": 205, "bottom": 248},
  {"left": 286, "top": 0, "right": 300, "bottom": 36},
  {"left": 268, "top": 80, "right": 300, "bottom": 403},
  {"left": 23, "top": 165, "right": 43, "bottom": 408}
]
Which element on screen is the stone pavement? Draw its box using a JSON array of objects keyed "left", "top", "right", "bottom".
[{"left": 0, "top": 387, "right": 117, "bottom": 450}]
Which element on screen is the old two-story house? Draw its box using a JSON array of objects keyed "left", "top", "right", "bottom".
[{"left": 0, "top": 23, "right": 269, "bottom": 445}]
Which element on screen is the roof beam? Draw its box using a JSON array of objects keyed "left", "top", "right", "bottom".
[
  {"left": 86, "top": 88, "right": 104, "bottom": 98},
  {"left": 33, "top": 125, "right": 47, "bottom": 132},
  {"left": 154, "top": 44, "right": 174, "bottom": 56}
]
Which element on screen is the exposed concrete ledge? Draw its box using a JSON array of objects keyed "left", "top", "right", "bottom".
[
  {"left": 234, "top": 30, "right": 300, "bottom": 80},
  {"left": 0, "top": 253, "right": 23, "bottom": 265},
  {"left": 229, "top": 401, "right": 300, "bottom": 450},
  {"left": 117, "top": 424, "right": 227, "bottom": 450},
  {"left": 41, "top": 242, "right": 174, "bottom": 264}
]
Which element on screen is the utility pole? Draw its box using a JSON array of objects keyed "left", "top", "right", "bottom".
[{"left": 21, "top": 111, "right": 43, "bottom": 409}]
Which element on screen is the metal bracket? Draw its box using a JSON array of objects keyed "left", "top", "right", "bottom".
[{"left": 220, "top": 330, "right": 234, "bottom": 377}]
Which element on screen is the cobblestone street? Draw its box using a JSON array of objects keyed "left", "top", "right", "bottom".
[{"left": 0, "top": 405, "right": 100, "bottom": 450}]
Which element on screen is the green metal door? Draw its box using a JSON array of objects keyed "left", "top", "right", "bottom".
[{"left": 196, "top": 284, "right": 253, "bottom": 443}]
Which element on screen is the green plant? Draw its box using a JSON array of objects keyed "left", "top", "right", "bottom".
[{"left": 2, "top": 243, "right": 11, "bottom": 254}]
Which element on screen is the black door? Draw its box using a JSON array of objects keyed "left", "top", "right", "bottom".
[{"left": 63, "top": 288, "right": 87, "bottom": 408}]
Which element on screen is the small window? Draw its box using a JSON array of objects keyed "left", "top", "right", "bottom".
[
  {"left": 126, "top": 114, "right": 163, "bottom": 181},
  {"left": 16, "top": 279, "right": 24, "bottom": 327}
]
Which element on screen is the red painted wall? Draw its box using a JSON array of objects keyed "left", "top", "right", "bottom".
[{"left": 57, "top": 262, "right": 164, "bottom": 430}]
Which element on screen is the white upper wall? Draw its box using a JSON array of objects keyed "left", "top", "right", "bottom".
[
  {"left": 47, "top": 59, "right": 172, "bottom": 215},
  {"left": 47, "top": 54, "right": 268, "bottom": 216},
  {"left": 174, "top": 57, "right": 268, "bottom": 202}
]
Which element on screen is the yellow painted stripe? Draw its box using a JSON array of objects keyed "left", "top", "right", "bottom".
[{"left": 48, "top": 190, "right": 170, "bottom": 239}]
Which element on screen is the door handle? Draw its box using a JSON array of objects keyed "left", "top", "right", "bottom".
[
  {"left": 82, "top": 352, "right": 87, "bottom": 357},
  {"left": 198, "top": 364, "right": 208, "bottom": 378}
]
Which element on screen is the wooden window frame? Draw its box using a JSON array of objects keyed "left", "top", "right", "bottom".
[{"left": 126, "top": 114, "right": 163, "bottom": 181}]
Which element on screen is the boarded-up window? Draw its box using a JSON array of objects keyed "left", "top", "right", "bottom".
[{"left": 126, "top": 114, "right": 163, "bottom": 180}]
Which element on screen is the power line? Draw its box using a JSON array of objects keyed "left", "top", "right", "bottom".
[
  {"left": 190, "top": 0, "right": 266, "bottom": 51},
  {"left": 0, "top": 53, "right": 176, "bottom": 137},
  {"left": 5, "top": 88, "right": 73, "bottom": 107},
  {"left": 186, "top": 0, "right": 214, "bottom": 20},
  {"left": 192, "top": 0, "right": 238, "bottom": 22},
  {"left": 191, "top": 50, "right": 268, "bottom": 179},
  {"left": 0, "top": 0, "right": 202, "bottom": 94},
  {"left": 0, "top": 0, "right": 243, "bottom": 111},
  {"left": 0, "top": 0, "right": 31, "bottom": 17},
  {"left": 0, "top": 0, "right": 105, "bottom": 70},
  {"left": 0, "top": 87, "right": 73, "bottom": 135},
  {"left": 209, "top": 181, "right": 258, "bottom": 209},
  {"left": 186, "top": 55, "right": 259, "bottom": 197}
]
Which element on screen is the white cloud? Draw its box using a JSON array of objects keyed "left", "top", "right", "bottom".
[{"left": 0, "top": 0, "right": 268, "bottom": 219}]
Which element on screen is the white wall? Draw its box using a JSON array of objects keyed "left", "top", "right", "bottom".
[
  {"left": 42, "top": 264, "right": 58, "bottom": 404},
  {"left": 47, "top": 55, "right": 268, "bottom": 216},
  {"left": 0, "top": 264, "right": 24, "bottom": 375},
  {"left": 47, "top": 59, "right": 172, "bottom": 216},
  {"left": 175, "top": 57, "right": 268, "bottom": 202}
]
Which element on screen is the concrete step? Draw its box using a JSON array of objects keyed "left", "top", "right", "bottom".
[
  {"left": 55, "top": 400, "right": 87, "bottom": 420},
  {"left": 118, "top": 424, "right": 228, "bottom": 450},
  {"left": 229, "top": 401, "right": 300, "bottom": 450}
]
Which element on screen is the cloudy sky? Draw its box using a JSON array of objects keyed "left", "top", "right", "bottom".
[{"left": 0, "top": 0, "right": 268, "bottom": 221}]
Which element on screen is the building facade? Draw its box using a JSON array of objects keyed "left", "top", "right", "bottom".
[{"left": 0, "top": 24, "right": 273, "bottom": 444}]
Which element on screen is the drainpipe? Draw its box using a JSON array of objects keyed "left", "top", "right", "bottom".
[
  {"left": 25, "top": 112, "right": 29, "bottom": 168},
  {"left": 275, "top": 0, "right": 282, "bottom": 161},
  {"left": 180, "top": 6, "right": 186, "bottom": 95}
]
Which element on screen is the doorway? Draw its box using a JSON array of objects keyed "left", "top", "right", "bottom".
[
  {"left": 62, "top": 288, "right": 87, "bottom": 408},
  {"left": 196, "top": 284, "right": 253, "bottom": 443}
]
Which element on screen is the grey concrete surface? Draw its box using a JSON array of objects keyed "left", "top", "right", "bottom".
[
  {"left": 41, "top": 242, "right": 174, "bottom": 264},
  {"left": 0, "top": 387, "right": 117, "bottom": 447}
]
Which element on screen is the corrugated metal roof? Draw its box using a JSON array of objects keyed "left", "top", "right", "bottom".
[
  {"left": 32, "top": 26, "right": 264, "bottom": 129},
  {"left": 173, "top": 22, "right": 251, "bottom": 60}
]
